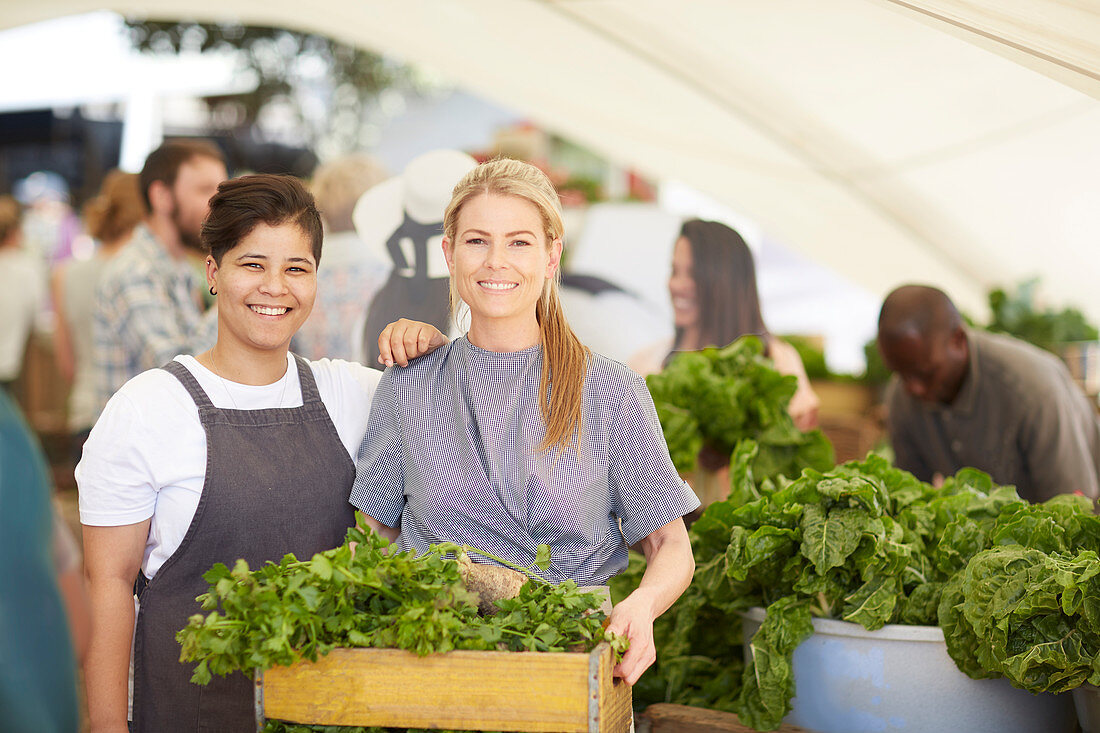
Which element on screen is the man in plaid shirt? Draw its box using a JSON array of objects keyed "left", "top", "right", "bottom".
[{"left": 92, "top": 140, "right": 227, "bottom": 417}]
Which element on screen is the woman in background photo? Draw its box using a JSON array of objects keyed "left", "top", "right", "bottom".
[{"left": 631, "top": 218, "right": 820, "bottom": 431}]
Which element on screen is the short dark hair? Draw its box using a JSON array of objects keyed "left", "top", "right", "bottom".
[
  {"left": 677, "top": 219, "right": 768, "bottom": 349},
  {"left": 201, "top": 174, "right": 323, "bottom": 266},
  {"left": 139, "top": 139, "right": 226, "bottom": 211},
  {"left": 878, "top": 284, "right": 962, "bottom": 341}
]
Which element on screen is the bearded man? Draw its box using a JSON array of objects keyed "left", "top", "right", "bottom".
[{"left": 92, "top": 140, "right": 227, "bottom": 415}]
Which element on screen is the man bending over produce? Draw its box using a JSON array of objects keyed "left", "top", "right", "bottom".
[{"left": 877, "top": 284, "right": 1100, "bottom": 504}]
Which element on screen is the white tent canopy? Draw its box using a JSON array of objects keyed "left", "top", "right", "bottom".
[{"left": 3, "top": 0, "right": 1099, "bottom": 323}]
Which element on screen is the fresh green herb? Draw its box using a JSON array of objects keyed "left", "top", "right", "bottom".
[
  {"left": 645, "top": 336, "right": 834, "bottom": 480},
  {"left": 177, "top": 518, "right": 625, "bottom": 691},
  {"left": 987, "top": 278, "right": 1098, "bottom": 354}
]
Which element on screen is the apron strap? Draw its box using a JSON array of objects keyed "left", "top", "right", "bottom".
[
  {"left": 292, "top": 354, "right": 322, "bottom": 405},
  {"left": 161, "top": 360, "right": 214, "bottom": 410},
  {"left": 163, "top": 356, "right": 318, "bottom": 410}
]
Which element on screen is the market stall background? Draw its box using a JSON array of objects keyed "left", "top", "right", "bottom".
[
  {"left": 1, "top": 0, "right": 1099, "bottom": 328},
  {"left": 3, "top": 4, "right": 1100, "bottom": 732}
]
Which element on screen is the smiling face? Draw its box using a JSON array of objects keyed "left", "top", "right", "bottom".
[
  {"left": 443, "top": 193, "right": 562, "bottom": 347},
  {"left": 207, "top": 221, "right": 317, "bottom": 358},
  {"left": 668, "top": 236, "right": 699, "bottom": 329}
]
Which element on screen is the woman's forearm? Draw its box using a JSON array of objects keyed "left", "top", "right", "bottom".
[
  {"left": 629, "top": 518, "right": 694, "bottom": 618},
  {"left": 84, "top": 576, "right": 136, "bottom": 731},
  {"left": 82, "top": 521, "right": 148, "bottom": 733},
  {"left": 608, "top": 518, "right": 694, "bottom": 685}
]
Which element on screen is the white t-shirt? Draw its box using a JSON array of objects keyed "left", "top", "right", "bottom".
[
  {"left": 0, "top": 248, "right": 46, "bottom": 381},
  {"left": 76, "top": 353, "right": 382, "bottom": 579}
]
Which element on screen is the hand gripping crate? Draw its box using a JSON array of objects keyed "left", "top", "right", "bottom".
[{"left": 255, "top": 642, "right": 632, "bottom": 732}]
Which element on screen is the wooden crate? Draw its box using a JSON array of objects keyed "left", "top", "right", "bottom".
[{"left": 255, "top": 642, "right": 631, "bottom": 732}]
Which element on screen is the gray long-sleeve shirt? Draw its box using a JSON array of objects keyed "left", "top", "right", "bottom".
[{"left": 886, "top": 329, "right": 1100, "bottom": 503}]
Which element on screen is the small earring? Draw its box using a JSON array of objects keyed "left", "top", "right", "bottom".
[{"left": 209, "top": 286, "right": 217, "bottom": 296}]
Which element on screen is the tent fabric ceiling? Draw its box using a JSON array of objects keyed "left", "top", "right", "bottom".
[{"left": 3, "top": 0, "right": 1099, "bottom": 321}]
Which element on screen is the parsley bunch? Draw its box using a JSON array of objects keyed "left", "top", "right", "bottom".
[{"left": 176, "top": 520, "right": 625, "bottom": 689}]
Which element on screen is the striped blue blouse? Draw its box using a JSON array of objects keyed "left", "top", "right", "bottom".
[{"left": 350, "top": 336, "right": 699, "bottom": 586}]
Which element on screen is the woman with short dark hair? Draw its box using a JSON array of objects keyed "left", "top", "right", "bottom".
[{"left": 78, "top": 174, "right": 445, "bottom": 733}]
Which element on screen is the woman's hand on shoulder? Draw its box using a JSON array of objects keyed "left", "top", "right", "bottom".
[{"left": 378, "top": 319, "right": 448, "bottom": 368}]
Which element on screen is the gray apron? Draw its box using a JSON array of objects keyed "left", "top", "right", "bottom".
[{"left": 132, "top": 356, "right": 356, "bottom": 732}]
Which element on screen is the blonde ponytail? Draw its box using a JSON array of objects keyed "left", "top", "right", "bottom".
[{"left": 535, "top": 271, "right": 589, "bottom": 452}]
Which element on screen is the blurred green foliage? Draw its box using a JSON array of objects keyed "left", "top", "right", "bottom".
[{"left": 987, "top": 279, "right": 1098, "bottom": 355}]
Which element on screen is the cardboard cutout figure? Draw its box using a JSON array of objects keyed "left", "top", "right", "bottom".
[{"left": 352, "top": 150, "right": 477, "bottom": 365}]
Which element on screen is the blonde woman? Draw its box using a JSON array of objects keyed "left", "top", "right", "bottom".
[{"left": 352, "top": 158, "right": 698, "bottom": 686}]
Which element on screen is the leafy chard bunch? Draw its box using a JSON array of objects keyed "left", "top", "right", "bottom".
[
  {"left": 645, "top": 336, "right": 833, "bottom": 481},
  {"left": 720, "top": 452, "right": 1037, "bottom": 729},
  {"left": 939, "top": 497, "right": 1100, "bottom": 694},
  {"left": 177, "top": 517, "right": 625, "bottom": 688},
  {"left": 615, "top": 440, "right": 1068, "bottom": 730}
]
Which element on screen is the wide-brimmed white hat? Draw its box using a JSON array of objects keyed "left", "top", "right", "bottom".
[{"left": 352, "top": 149, "right": 477, "bottom": 279}]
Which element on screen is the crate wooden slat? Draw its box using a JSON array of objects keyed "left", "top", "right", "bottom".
[
  {"left": 256, "top": 643, "right": 631, "bottom": 732},
  {"left": 639, "top": 703, "right": 810, "bottom": 733},
  {"left": 594, "top": 641, "right": 632, "bottom": 732}
]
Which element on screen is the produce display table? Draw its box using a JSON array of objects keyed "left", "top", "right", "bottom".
[{"left": 255, "top": 642, "right": 631, "bottom": 732}]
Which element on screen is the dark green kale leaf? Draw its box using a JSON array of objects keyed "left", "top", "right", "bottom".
[{"left": 737, "top": 596, "right": 814, "bottom": 730}]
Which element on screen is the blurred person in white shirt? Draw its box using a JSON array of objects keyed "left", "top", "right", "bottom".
[{"left": 0, "top": 195, "right": 47, "bottom": 393}]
